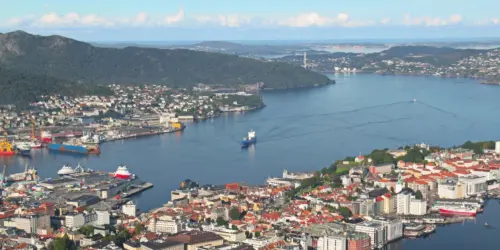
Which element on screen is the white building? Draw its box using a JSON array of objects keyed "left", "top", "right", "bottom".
[
  {"left": 354, "top": 221, "right": 385, "bottom": 249},
  {"left": 459, "top": 175, "right": 487, "bottom": 197},
  {"left": 396, "top": 189, "right": 427, "bottom": 215},
  {"left": 122, "top": 201, "right": 137, "bottom": 217},
  {"left": 409, "top": 199, "right": 427, "bottom": 216},
  {"left": 12, "top": 215, "right": 50, "bottom": 234},
  {"left": 148, "top": 218, "right": 182, "bottom": 234},
  {"left": 495, "top": 141, "right": 500, "bottom": 154},
  {"left": 317, "top": 233, "right": 347, "bottom": 250},
  {"left": 211, "top": 228, "right": 246, "bottom": 242},
  {"left": 438, "top": 179, "right": 461, "bottom": 199},
  {"left": 65, "top": 213, "right": 85, "bottom": 229},
  {"left": 372, "top": 217, "right": 403, "bottom": 243},
  {"left": 95, "top": 210, "right": 110, "bottom": 226}
]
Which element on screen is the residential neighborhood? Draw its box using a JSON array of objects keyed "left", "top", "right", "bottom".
[{"left": 0, "top": 141, "right": 498, "bottom": 249}]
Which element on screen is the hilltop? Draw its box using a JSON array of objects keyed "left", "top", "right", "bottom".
[
  {"left": 0, "top": 31, "right": 333, "bottom": 89},
  {"left": 0, "top": 67, "right": 112, "bottom": 109}
]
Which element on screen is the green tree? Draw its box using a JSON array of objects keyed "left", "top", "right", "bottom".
[
  {"left": 135, "top": 222, "right": 144, "bottom": 235},
  {"left": 414, "top": 190, "right": 423, "bottom": 200},
  {"left": 78, "top": 225, "right": 94, "bottom": 237},
  {"left": 205, "top": 217, "right": 212, "bottom": 224},
  {"left": 216, "top": 217, "right": 228, "bottom": 226},
  {"left": 232, "top": 225, "right": 238, "bottom": 230},
  {"left": 229, "top": 207, "right": 240, "bottom": 220},
  {"left": 255, "top": 232, "right": 261, "bottom": 237},
  {"left": 338, "top": 207, "right": 353, "bottom": 218}
]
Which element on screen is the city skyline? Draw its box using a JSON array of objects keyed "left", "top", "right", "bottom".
[{"left": 1, "top": 0, "right": 500, "bottom": 41}]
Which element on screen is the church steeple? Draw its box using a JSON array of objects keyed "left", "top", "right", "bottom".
[{"left": 395, "top": 172, "right": 404, "bottom": 193}]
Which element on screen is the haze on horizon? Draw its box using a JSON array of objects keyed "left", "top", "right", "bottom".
[{"left": 1, "top": 0, "right": 500, "bottom": 41}]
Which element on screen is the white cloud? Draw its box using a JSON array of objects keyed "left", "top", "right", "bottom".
[
  {"left": 135, "top": 12, "right": 149, "bottom": 24},
  {"left": 192, "top": 14, "right": 252, "bottom": 27},
  {"left": 34, "top": 12, "right": 114, "bottom": 27},
  {"left": 403, "top": 14, "right": 463, "bottom": 26},
  {"left": 277, "top": 12, "right": 373, "bottom": 27},
  {"left": 163, "top": 6, "right": 184, "bottom": 25},
  {"left": 380, "top": 18, "right": 391, "bottom": 25}
]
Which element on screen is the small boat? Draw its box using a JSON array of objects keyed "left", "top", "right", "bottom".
[
  {"left": 485, "top": 222, "right": 488, "bottom": 227},
  {"left": 412, "top": 98, "right": 417, "bottom": 102}
]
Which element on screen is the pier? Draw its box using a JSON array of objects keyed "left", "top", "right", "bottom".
[{"left": 122, "top": 182, "right": 154, "bottom": 198}]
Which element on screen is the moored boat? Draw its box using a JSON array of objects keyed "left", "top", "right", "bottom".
[
  {"left": 0, "top": 140, "right": 15, "bottom": 156},
  {"left": 113, "top": 165, "right": 132, "bottom": 179},
  {"left": 57, "top": 164, "right": 75, "bottom": 176},
  {"left": 48, "top": 138, "right": 100, "bottom": 155},
  {"left": 13, "top": 141, "right": 32, "bottom": 155},
  {"left": 40, "top": 131, "right": 52, "bottom": 143},
  {"left": 439, "top": 205, "right": 477, "bottom": 216}
]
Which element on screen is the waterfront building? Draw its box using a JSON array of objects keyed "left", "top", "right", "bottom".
[
  {"left": 122, "top": 201, "right": 137, "bottom": 217},
  {"left": 354, "top": 221, "right": 385, "bottom": 249},
  {"left": 495, "top": 141, "right": 500, "bottom": 154},
  {"left": 438, "top": 179, "right": 463, "bottom": 199},
  {"left": 346, "top": 232, "right": 371, "bottom": 250},
  {"left": 282, "top": 169, "right": 314, "bottom": 180},
  {"left": 317, "top": 232, "right": 347, "bottom": 250},
  {"left": 396, "top": 189, "right": 427, "bottom": 215},
  {"left": 372, "top": 217, "right": 403, "bottom": 243},
  {"left": 458, "top": 175, "right": 487, "bottom": 197}
]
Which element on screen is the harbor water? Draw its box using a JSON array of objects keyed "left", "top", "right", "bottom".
[{"left": 1, "top": 73, "right": 500, "bottom": 248}]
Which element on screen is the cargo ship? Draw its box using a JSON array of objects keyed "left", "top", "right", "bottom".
[
  {"left": 48, "top": 139, "right": 100, "bottom": 155},
  {"left": 439, "top": 205, "right": 477, "bottom": 216},
  {"left": 241, "top": 130, "right": 256, "bottom": 147}
]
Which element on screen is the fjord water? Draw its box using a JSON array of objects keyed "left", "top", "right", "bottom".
[{"left": 2, "top": 73, "right": 500, "bottom": 248}]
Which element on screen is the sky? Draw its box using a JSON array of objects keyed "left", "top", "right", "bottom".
[{"left": 1, "top": 0, "right": 500, "bottom": 41}]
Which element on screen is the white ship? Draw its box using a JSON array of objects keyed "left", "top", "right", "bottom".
[
  {"left": 113, "top": 165, "right": 132, "bottom": 179},
  {"left": 57, "top": 164, "right": 75, "bottom": 176}
]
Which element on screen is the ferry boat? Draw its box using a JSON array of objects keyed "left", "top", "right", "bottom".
[
  {"left": 439, "top": 205, "right": 477, "bottom": 216},
  {"left": 57, "top": 164, "right": 75, "bottom": 176},
  {"left": 241, "top": 130, "right": 257, "bottom": 147},
  {"left": 13, "top": 141, "right": 32, "bottom": 155},
  {"left": 113, "top": 165, "right": 132, "bottom": 179}
]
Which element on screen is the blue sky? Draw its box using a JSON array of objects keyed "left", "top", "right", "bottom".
[{"left": 1, "top": 0, "right": 500, "bottom": 41}]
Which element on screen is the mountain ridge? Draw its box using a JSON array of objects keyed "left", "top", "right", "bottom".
[{"left": 0, "top": 30, "right": 333, "bottom": 89}]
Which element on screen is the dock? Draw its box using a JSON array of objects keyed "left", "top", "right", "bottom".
[{"left": 122, "top": 182, "right": 154, "bottom": 197}]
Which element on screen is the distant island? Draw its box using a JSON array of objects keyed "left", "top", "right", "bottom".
[{"left": 0, "top": 30, "right": 334, "bottom": 106}]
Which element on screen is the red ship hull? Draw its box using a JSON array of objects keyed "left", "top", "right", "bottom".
[
  {"left": 114, "top": 174, "right": 131, "bottom": 179},
  {"left": 439, "top": 208, "right": 476, "bottom": 216},
  {"left": 41, "top": 138, "right": 52, "bottom": 143},
  {"left": 0, "top": 151, "right": 15, "bottom": 156}
]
